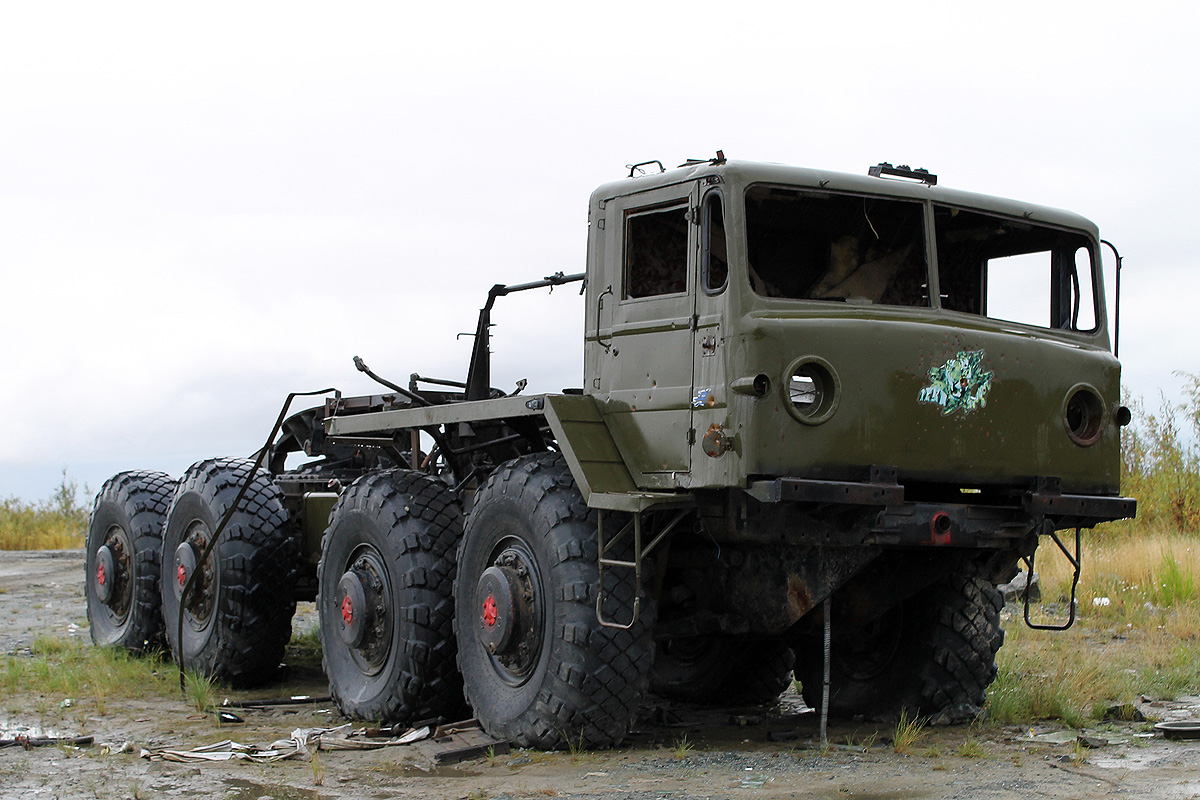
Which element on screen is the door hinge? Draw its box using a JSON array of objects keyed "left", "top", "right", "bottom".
[
  {"left": 687, "top": 428, "right": 696, "bottom": 445},
  {"left": 689, "top": 313, "right": 699, "bottom": 331}
]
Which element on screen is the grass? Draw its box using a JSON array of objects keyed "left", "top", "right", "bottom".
[
  {"left": 562, "top": 728, "right": 588, "bottom": 761},
  {"left": 1, "top": 636, "right": 180, "bottom": 722},
  {"left": 958, "top": 737, "right": 985, "bottom": 759},
  {"left": 892, "top": 710, "right": 925, "bottom": 754},
  {"left": 672, "top": 733, "right": 694, "bottom": 758},
  {"left": 0, "top": 471, "right": 89, "bottom": 550},
  {"left": 184, "top": 669, "right": 217, "bottom": 713},
  {"left": 1032, "top": 527, "right": 1200, "bottom": 611},
  {"left": 287, "top": 628, "right": 324, "bottom": 671},
  {"left": 989, "top": 526, "right": 1200, "bottom": 727},
  {"left": 843, "top": 730, "right": 878, "bottom": 752},
  {"left": 310, "top": 746, "right": 325, "bottom": 785}
]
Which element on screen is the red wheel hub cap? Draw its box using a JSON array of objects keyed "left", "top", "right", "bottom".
[
  {"left": 97, "top": 563, "right": 107, "bottom": 587},
  {"left": 482, "top": 594, "right": 498, "bottom": 627},
  {"left": 177, "top": 563, "right": 187, "bottom": 587},
  {"left": 341, "top": 595, "right": 354, "bottom": 625}
]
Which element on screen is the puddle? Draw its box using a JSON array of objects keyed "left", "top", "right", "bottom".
[
  {"left": 1090, "top": 749, "right": 1170, "bottom": 771},
  {"left": 0, "top": 719, "right": 66, "bottom": 741},
  {"left": 1029, "top": 729, "right": 1133, "bottom": 746},
  {"left": 224, "top": 777, "right": 331, "bottom": 800}
]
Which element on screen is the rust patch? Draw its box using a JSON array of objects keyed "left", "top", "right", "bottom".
[{"left": 787, "top": 573, "right": 813, "bottom": 618}]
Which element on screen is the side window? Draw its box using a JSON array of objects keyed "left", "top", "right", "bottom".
[
  {"left": 702, "top": 190, "right": 728, "bottom": 293},
  {"left": 1066, "top": 246, "right": 1097, "bottom": 330},
  {"left": 984, "top": 252, "right": 1048, "bottom": 326},
  {"left": 625, "top": 204, "right": 689, "bottom": 298},
  {"left": 984, "top": 247, "right": 1095, "bottom": 329}
]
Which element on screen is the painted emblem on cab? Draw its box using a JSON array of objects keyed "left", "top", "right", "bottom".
[{"left": 918, "top": 350, "right": 993, "bottom": 415}]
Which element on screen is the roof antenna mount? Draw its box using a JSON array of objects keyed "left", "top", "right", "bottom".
[{"left": 868, "top": 162, "right": 937, "bottom": 186}]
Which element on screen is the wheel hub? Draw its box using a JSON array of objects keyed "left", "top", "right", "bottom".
[
  {"left": 174, "top": 523, "right": 216, "bottom": 625},
  {"left": 476, "top": 543, "right": 544, "bottom": 684},
  {"left": 476, "top": 566, "right": 518, "bottom": 655},
  {"left": 336, "top": 570, "right": 370, "bottom": 648},
  {"left": 94, "top": 545, "right": 117, "bottom": 604},
  {"left": 336, "top": 547, "right": 393, "bottom": 676},
  {"left": 173, "top": 541, "right": 198, "bottom": 598},
  {"left": 94, "top": 526, "right": 134, "bottom": 620}
]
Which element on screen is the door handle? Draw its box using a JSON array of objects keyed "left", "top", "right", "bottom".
[{"left": 596, "top": 285, "right": 614, "bottom": 349}]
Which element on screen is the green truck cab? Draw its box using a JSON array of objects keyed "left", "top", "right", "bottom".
[
  {"left": 86, "top": 156, "right": 1135, "bottom": 750},
  {"left": 585, "top": 157, "right": 1122, "bottom": 497}
]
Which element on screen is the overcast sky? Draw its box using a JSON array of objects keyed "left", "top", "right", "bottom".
[{"left": 2, "top": 2, "right": 1196, "bottom": 502}]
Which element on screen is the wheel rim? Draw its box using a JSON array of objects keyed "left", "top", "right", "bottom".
[
  {"left": 835, "top": 607, "right": 904, "bottom": 682},
  {"left": 335, "top": 544, "right": 394, "bottom": 677},
  {"left": 475, "top": 536, "right": 546, "bottom": 687},
  {"left": 660, "top": 637, "right": 722, "bottom": 668},
  {"left": 94, "top": 525, "right": 134, "bottom": 626},
  {"left": 174, "top": 521, "right": 217, "bottom": 632}
]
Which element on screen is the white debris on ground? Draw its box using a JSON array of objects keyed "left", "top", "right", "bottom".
[{"left": 139, "top": 724, "right": 430, "bottom": 763}]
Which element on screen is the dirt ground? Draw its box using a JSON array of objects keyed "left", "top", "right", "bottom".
[{"left": 3, "top": 549, "right": 1200, "bottom": 800}]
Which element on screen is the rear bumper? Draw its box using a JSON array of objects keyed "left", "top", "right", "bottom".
[{"left": 746, "top": 472, "right": 1136, "bottom": 549}]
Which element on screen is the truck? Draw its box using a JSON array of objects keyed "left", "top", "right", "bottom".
[{"left": 85, "top": 155, "right": 1136, "bottom": 748}]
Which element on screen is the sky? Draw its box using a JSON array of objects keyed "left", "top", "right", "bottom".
[{"left": 1, "top": 1, "right": 1197, "bottom": 503}]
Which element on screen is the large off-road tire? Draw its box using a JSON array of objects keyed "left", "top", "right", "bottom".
[
  {"left": 454, "top": 453, "right": 655, "bottom": 750},
  {"left": 318, "top": 470, "right": 466, "bottom": 724},
  {"left": 86, "top": 471, "right": 176, "bottom": 653},
  {"left": 160, "top": 458, "right": 296, "bottom": 686},
  {"left": 652, "top": 637, "right": 795, "bottom": 706},
  {"left": 795, "top": 565, "right": 1004, "bottom": 720}
]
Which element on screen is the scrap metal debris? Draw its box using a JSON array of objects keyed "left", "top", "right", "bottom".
[
  {"left": 221, "top": 695, "right": 333, "bottom": 709},
  {"left": 1154, "top": 721, "right": 1200, "bottom": 740},
  {"left": 139, "top": 723, "right": 431, "bottom": 764},
  {"left": 422, "top": 719, "right": 510, "bottom": 765}
]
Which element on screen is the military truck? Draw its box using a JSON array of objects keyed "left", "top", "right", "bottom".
[{"left": 86, "top": 155, "right": 1136, "bottom": 748}]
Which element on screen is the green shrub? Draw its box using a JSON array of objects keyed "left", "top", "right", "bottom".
[{"left": 1118, "top": 372, "right": 1200, "bottom": 534}]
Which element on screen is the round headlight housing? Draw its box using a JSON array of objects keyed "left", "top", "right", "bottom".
[
  {"left": 784, "top": 357, "right": 840, "bottom": 425},
  {"left": 1063, "top": 384, "right": 1105, "bottom": 446}
]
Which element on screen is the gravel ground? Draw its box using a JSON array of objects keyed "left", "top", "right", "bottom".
[{"left": 2, "top": 548, "right": 1200, "bottom": 799}]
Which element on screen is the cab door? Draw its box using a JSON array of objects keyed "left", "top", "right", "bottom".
[
  {"left": 594, "top": 181, "right": 698, "bottom": 483},
  {"left": 689, "top": 185, "right": 733, "bottom": 487}
]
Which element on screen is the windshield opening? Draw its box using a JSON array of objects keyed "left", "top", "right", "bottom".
[
  {"left": 935, "top": 205, "right": 1098, "bottom": 331},
  {"left": 744, "top": 185, "right": 929, "bottom": 306}
]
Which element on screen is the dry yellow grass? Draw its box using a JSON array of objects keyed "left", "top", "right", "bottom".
[
  {"left": 0, "top": 472, "right": 88, "bottom": 550},
  {"left": 992, "top": 526, "right": 1200, "bottom": 725},
  {"left": 0, "top": 499, "right": 87, "bottom": 550},
  {"left": 1033, "top": 526, "right": 1199, "bottom": 610}
]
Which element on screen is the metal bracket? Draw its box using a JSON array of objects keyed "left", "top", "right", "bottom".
[
  {"left": 595, "top": 507, "right": 690, "bottom": 629},
  {"left": 1021, "top": 526, "right": 1082, "bottom": 631},
  {"left": 627, "top": 160, "right": 665, "bottom": 178}
]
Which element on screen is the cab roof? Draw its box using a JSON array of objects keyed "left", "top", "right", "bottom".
[{"left": 590, "top": 159, "right": 1098, "bottom": 237}]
